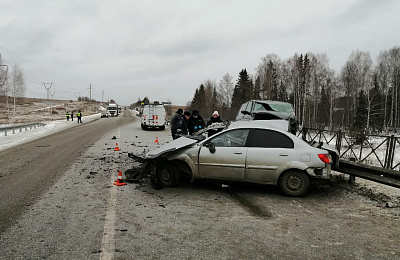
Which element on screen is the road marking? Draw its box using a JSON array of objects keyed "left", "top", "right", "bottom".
[{"left": 100, "top": 129, "right": 120, "bottom": 260}]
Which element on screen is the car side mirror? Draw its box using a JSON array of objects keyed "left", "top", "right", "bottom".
[{"left": 208, "top": 142, "right": 215, "bottom": 153}]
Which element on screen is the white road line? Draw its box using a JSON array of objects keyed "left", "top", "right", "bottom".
[{"left": 100, "top": 129, "right": 121, "bottom": 260}]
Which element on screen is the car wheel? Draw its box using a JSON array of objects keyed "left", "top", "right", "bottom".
[
  {"left": 160, "top": 125, "right": 165, "bottom": 130},
  {"left": 278, "top": 170, "right": 310, "bottom": 197},
  {"left": 156, "top": 163, "right": 179, "bottom": 187}
]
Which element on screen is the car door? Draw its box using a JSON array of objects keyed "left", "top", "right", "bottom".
[
  {"left": 198, "top": 129, "right": 250, "bottom": 180},
  {"left": 245, "top": 129, "right": 294, "bottom": 183}
]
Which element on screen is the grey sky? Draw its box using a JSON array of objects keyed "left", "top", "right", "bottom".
[{"left": 1, "top": 0, "right": 399, "bottom": 106}]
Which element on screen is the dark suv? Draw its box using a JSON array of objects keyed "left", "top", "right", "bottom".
[{"left": 232, "top": 100, "right": 297, "bottom": 134}]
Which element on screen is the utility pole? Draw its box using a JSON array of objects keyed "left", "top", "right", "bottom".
[
  {"left": 49, "top": 90, "right": 55, "bottom": 115},
  {"left": 43, "top": 82, "right": 53, "bottom": 99},
  {"left": 75, "top": 93, "right": 80, "bottom": 101},
  {"left": 88, "top": 83, "right": 93, "bottom": 101},
  {"left": 102, "top": 90, "right": 104, "bottom": 102}
]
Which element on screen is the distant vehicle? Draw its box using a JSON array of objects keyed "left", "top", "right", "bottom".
[
  {"left": 230, "top": 100, "right": 297, "bottom": 134},
  {"left": 101, "top": 111, "right": 109, "bottom": 118},
  {"left": 130, "top": 125, "right": 333, "bottom": 196},
  {"left": 141, "top": 102, "right": 166, "bottom": 130},
  {"left": 107, "top": 103, "right": 119, "bottom": 117}
]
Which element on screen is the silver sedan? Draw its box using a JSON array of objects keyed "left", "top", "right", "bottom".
[{"left": 144, "top": 125, "right": 333, "bottom": 197}]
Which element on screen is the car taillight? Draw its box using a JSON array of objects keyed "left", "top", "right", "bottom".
[{"left": 318, "top": 154, "right": 332, "bottom": 164}]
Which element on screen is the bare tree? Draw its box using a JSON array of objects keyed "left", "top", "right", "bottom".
[
  {"left": 9, "top": 64, "right": 26, "bottom": 116},
  {"left": 218, "top": 73, "right": 234, "bottom": 106},
  {"left": 256, "top": 53, "right": 282, "bottom": 99},
  {"left": 0, "top": 56, "right": 8, "bottom": 96}
]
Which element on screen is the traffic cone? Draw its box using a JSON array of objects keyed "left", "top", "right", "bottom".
[
  {"left": 155, "top": 137, "right": 159, "bottom": 144},
  {"left": 114, "top": 143, "right": 120, "bottom": 151},
  {"left": 114, "top": 171, "right": 127, "bottom": 186}
]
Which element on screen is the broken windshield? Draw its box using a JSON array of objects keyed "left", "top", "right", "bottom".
[{"left": 254, "top": 102, "right": 293, "bottom": 114}]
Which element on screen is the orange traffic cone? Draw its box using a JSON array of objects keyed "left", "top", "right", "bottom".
[
  {"left": 114, "top": 143, "right": 120, "bottom": 151},
  {"left": 155, "top": 137, "right": 159, "bottom": 144},
  {"left": 114, "top": 171, "right": 127, "bottom": 186}
]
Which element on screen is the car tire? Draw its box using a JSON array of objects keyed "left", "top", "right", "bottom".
[
  {"left": 160, "top": 125, "right": 165, "bottom": 130},
  {"left": 156, "top": 163, "right": 179, "bottom": 187},
  {"left": 278, "top": 170, "right": 310, "bottom": 197}
]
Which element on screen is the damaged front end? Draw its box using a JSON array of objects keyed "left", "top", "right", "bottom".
[{"left": 126, "top": 153, "right": 165, "bottom": 190}]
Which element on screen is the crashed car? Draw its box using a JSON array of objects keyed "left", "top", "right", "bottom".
[
  {"left": 230, "top": 100, "right": 297, "bottom": 134},
  {"left": 128, "top": 124, "right": 333, "bottom": 196}
]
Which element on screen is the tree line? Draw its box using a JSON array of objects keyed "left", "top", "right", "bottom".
[{"left": 187, "top": 47, "right": 400, "bottom": 134}]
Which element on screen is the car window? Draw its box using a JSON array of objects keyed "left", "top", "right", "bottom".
[
  {"left": 211, "top": 129, "right": 249, "bottom": 147},
  {"left": 249, "top": 129, "right": 294, "bottom": 148},
  {"left": 236, "top": 103, "right": 249, "bottom": 120}
]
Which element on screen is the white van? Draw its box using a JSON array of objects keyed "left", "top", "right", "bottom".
[{"left": 141, "top": 102, "right": 166, "bottom": 130}]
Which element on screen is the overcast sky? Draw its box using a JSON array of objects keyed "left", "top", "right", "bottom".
[{"left": 1, "top": 0, "right": 399, "bottom": 106}]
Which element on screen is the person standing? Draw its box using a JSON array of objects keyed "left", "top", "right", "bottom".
[
  {"left": 187, "top": 110, "right": 205, "bottom": 135},
  {"left": 182, "top": 111, "right": 191, "bottom": 135},
  {"left": 170, "top": 108, "right": 184, "bottom": 140},
  {"left": 71, "top": 111, "right": 74, "bottom": 121},
  {"left": 66, "top": 111, "right": 70, "bottom": 121},
  {"left": 77, "top": 110, "right": 82, "bottom": 123},
  {"left": 206, "top": 111, "right": 223, "bottom": 137}
]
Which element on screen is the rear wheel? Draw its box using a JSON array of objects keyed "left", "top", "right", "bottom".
[
  {"left": 278, "top": 170, "right": 310, "bottom": 197},
  {"left": 156, "top": 163, "right": 180, "bottom": 187}
]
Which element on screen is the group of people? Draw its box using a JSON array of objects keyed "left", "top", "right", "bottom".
[
  {"left": 170, "top": 108, "right": 223, "bottom": 140},
  {"left": 66, "top": 111, "right": 83, "bottom": 123}
]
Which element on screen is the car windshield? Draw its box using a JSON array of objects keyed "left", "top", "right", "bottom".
[{"left": 254, "top": 102, "right": 293, "bottom": 114}]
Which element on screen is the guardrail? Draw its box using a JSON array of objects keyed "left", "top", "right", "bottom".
[
  {"left": 299, "top": 128, "right": 400, "bottom": 171},
  {"left": 338, "top": 159, "right": 400, "bottom": 188},
  {"left": 298, "top": 128, "right": 400, "bottom": 188},
  {"left": 0, "top": 122, "right": 46, "bottom": 136}
]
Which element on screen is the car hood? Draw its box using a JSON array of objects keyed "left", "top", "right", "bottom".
[{"left": 146, "top": 137, "right": 198, "bottom": 159}]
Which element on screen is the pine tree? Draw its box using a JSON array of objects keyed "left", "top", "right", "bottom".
[
  {"left": 253, "top": 76, "right": 261, "bottom": 100},
  {"left": 231, "top": 69, "right": 252, "bottom": 115}
]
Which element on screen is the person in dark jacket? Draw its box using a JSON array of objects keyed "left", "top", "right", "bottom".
[
  {"left": 206, "top": 111, "right": 223, "bottom": 137},
  {"left": 170, "top": 108, "right": 184, "bottom": 139},
  {"left": 187, "top": 110, "right": 205, "bottom": 135},
  {"left": 182, "top": 111, "right": 191, "bottom": 135}
]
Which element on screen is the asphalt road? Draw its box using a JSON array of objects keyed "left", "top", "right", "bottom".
[
  {"left": 0, "top": 112, "right": 399, "bottom": 260},
  {"left": 0, "top": 110, "right": 134, "bottom": 235}
]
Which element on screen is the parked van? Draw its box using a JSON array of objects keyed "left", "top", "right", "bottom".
[{"left": 141, "top": 102, "right": 166, "bottom": 130}]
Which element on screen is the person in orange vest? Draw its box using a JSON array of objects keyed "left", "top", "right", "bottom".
[
  {"left": 77, "top": 110, "right": 82, "bottom": 123},
  {"left": 66, "top": 111, "right": 70, "bottom": 121}
]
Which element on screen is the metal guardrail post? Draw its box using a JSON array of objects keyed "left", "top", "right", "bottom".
[
  {"left": 348, "top": 157, "right": 356, "bottom": 184},
  {"left": 302, "top": 128, "right": 307, "bottom": 142},
  {"left": 388, "top": 135, "right": 395, "bottom": 169},
  {"left": 336, "top": 129, "right": 342, "bottom": 154}
]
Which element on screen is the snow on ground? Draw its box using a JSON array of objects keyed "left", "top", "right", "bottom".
[{"left": 0, "top": 113, "right": 101, "bottom": 152}]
